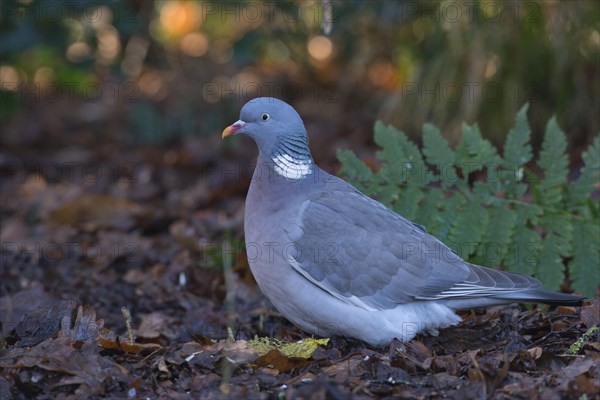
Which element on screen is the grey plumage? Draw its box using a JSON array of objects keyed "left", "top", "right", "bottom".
[{"left": 222, "top": 97, "right": 584, "bottom": 346}]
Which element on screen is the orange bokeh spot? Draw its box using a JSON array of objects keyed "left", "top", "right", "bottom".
[{"left": 160, "top": 1, "right": 202, "bottom": 38}]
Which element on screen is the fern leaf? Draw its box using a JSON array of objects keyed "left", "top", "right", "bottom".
[
  {"left": 374, "top": 121, "right": 425, "bottom": 185},
  {"left": 337, "top": 149, "right": 373, "bottom": 193},
  {"left": 505, "top": 205, "right": 542, "bottom": 276},
  {"left": 538, "top": 117, "right": 569, "bottom": 207},
  {"left": 448, "top": 202, "right": 489, "bottom": 258},
  {"left": 537, "top": 234, "right": 566, "bottom": 291},
  {"left": 414, "top": 188, "right": 444, "bottom": 230},
  {"left": 422, "top": 123, "right": 457, "bottom": 187},
  {"left": 391, "top": 185, "right": 424, "bottom": 220},
  {"left": 537, "top": 212, "right": 573, "bottom": 290},
  {"left": 472, "top": 180, "right": 498, "bottom": 206},
  {"left": 506, "top": 228, "right": 541, "bottom": 277},
  {"left": 503, "top": 103, "right": 533, "bottom": 168},
  {"left": 569, "top": 135, "right": 600, "bottom": 207},
  {"left": 375, "top": 182, "right": 400, "bottom": 208},
  {"left": 433, "top": 194, "right": 464, "bottom": 243},
  {"left": 519, "top": 203, "right": 544, "bottom": 226},
  {"left": 501, "top": 104, "right": 532, "bottom": 197},
  {"left": 541, "top": 213, "right": 573, "bottom": 256},
  {"left": 570, "top": 221, "right": 600, "bottom": 296},
  {"left": 475, "top": 206, "right": 516, "bottom": 267},
  {"left": 455, "top": 123, "right": 501, "bottom": 177}
]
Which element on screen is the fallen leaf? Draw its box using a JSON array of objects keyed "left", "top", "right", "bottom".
[
  {"left": 59, "top": 305, "right": 103, "bottom": 344},
  {"left": 97, "top": 336, "right": 162, "bottom": 354},
  {"left": 222, "top": 340, "right": 259, "bottom": 365},
  {"left": 556, "top": 306, "right": 578, "bottom": 315},
  {"left": 527, "top": 347, "right": 543, "bottom": 360},
  {"left": 136, "top": 312, "right": 176, "bottom": 340},
  {"left": 249, "top": 336, "right": 329, "bottom": 358},
  {"left": 0, "top": 287, "right": 59, "bottom": 335},
  {"left": 284, "top": 375, "right": 354, "bottom": 400},
  {"left": 561, "top": 353, "right": 600, "bottom": 379},
  {"left": 15, "top": 300, "right": 76, "bottom": 347},
  {"left": 323, "top": 355, "right": 362, "bottom": 378},
  {"left": 0, "top": 339, "right": 129, "bottom": 396},
  {"left": 581, "top": 300, "right": 600, "bottom": 329},
  {"left": 48, "top": 193, "right": 146, "bottom": 231},
  {"left": 254, "top": 349, "right": 309, "bottom": 373}
]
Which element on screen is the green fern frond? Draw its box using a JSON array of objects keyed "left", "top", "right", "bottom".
[
  {"left": 537, "top": 213, "right": 573, "bottom": 290},
  {"left": 540, "top": 213, "right": 573, "bottom": 256},
  {"left": 472, "top": 181, "right": 498, "bottom": 206},
  {"left": 568, "top": 135, "right": 600, "bottom": 208},
  {"left": 538, "top": 117, "right": 569, "bottom": 207},
  {"left": 506, "top": 228, "right": 541, "bottom": 277},
  {"left": 391, "top": 185, "right": 424, "bottom": 220},
  {"left": 502, "top": 204, "right": 543, "bottom": 276},
  {"left": 570, "top": 221, "right": 600, "bottom": 296},
  {"left": 422, "top": 123, "right": 457, "bottom": 187},
  {"left": 336, "top": 149, "right": 373, "bottom": 193},
  {"left": 449, "top": 203, "right": 488, "bottom": 258},
  {"left": 475, "top": 206, "right": 516, "bottom": 267},
  {"left": 433, "top": 194, "right": 465, "bottom": 243},
  {"left": 536, "top": 234, "right": 565, "bottom": 291},
  {"left": 503, "top": 104, "right": 533, "bottom": 168},
  {"left": 502, "top": 104, "right": 533, "bottom": 197},
  {"left": 374, "top": 121, "right": 425, "bottom": 185},
  {"left": 455, "top": 123, "right": 501, "bottom": 177},
  {"left": 414, "top": 188, "right": 444, "bottom": 230}
]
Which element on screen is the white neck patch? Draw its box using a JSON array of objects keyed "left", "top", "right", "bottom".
[{"left": 272, "top": 153, "right": 312, "bottom": 180}]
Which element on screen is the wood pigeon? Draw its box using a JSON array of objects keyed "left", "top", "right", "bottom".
[{"left": 222, "top": 97, "right": 584, "bottom": 346}]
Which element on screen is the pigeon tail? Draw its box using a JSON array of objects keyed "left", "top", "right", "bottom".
[{"left": 491, "top": 289, "right": 585, "bottom": 306}]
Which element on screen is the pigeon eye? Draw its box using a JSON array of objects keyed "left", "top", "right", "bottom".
[{"left": 261, "top": 113, "right": 270, "bottom": 121}]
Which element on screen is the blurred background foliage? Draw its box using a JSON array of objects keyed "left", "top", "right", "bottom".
[{"left": 0, "top": 0, "right": 599, "bottom": 162}]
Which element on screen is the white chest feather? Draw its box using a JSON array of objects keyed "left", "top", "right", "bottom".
[{"left": 272, "top": 153, "right": 312, "bottom": 180}]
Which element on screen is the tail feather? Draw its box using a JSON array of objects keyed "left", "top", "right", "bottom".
[
  {"left": 420, "top": 263, "right": 586, "bottom": 309},
  {"left": 492, "top": 289, "right": 585, "bottom": 306},
  {"left": 440, "top": 290, "right": 585, "bottom": 310}
]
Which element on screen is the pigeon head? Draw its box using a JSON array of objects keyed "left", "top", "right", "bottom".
[{"left": 222, "top": 97, "right": 313, "bottom": 179}]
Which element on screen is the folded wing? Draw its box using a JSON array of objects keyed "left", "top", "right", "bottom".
[{"left": 283, "top": 189, "right": 545, "bottom": 310}]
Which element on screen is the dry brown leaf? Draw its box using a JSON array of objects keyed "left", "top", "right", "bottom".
[
  {"left": 0, "top": 339, "right": 129, "bottom": 396},
  {"left": 581, "top": 300, "right": 600, "bottom": 329},
  {"left": 0, "top": 287, "right": 59, "bottom": 335},
  {"left": 15, "top": 300, "right": 76, "bottom": 347},
  {"left": 48, "top": 193, "right": 146, "bottom": 231},
  {"left": 59, "top": 305, "right": 103, "bottom": 344},
  {"left": 323, "top": 354, "right": 362, "bottom": 378},
  {"left": 254, "top": 349, "right": 309, "bottom": 373},
  {"left": 97, "top": 336, "right": 162, "bottom": 354},
  {"left": 136, "top": 312, "right": 176, "bottom": 340},
  {"left": 222, "top": 340, "right": 259, "bottom": 365},
  {"left": 527, "top": 347, "right": 543, "bottom": 360}
]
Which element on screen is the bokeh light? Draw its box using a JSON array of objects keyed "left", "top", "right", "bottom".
[
  {"left": 96, "top": 27, "right": 121, "bottom": 65},
  {"left": 0, "top": 66, "right": 21, "bottom": 91},
  {"left": 159, "top": 1, "right": 202, "bottom": 38},
  {"left": 66, "top": 42, "right": 92, "bottom": 63},
  {"left": 308, "top": 36, "right": 333, "bottom": 61},
  {"left": 180, "top": 32, "right": 209, "bottom": 57}
]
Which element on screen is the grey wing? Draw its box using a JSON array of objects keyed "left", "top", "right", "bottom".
[{"left": 283, "top": 189, "right": 541, "bottom": 310}]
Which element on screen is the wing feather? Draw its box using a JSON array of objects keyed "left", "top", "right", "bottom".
[{"left": 283, "top": 188, "right": 542, "bottom": 309}]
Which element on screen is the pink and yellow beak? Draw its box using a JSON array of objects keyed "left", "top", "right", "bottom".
[{"left": 221, "top": 120, "right": 246, "bottom": 138}]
